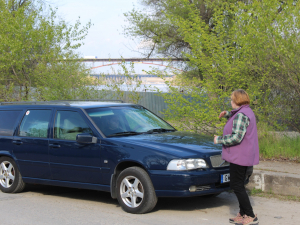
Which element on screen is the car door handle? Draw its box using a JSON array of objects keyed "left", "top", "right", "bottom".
[
  {"left": 12, "top": 140, "right": 23, "bottom": 145},
  {"left": 49, "top": 144, "right": 61, "bottom": 148}
]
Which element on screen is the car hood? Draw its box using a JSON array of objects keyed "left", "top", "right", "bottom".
[{"left": 111, "top": 131, "right": 222, "bottom": 158}]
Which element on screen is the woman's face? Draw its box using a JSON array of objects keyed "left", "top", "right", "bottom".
[{"left": 231, "top": 99, "right": 239, "bottom": 109}]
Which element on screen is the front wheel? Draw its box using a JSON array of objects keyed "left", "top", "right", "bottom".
[
  {"left": 116, "top": 167, "right": 157, "bottom": 214},
  {"left": 0, "top": 157, "right": 25, "bottom": 193}
]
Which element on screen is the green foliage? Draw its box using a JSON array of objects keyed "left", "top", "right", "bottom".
[
  {"left": 124, "top": 0, "right": 191, "bottom": 58},
  {"left": 0, "top": 0, "right": 99, "bottom": 101},
  {"left": 124, "top": 0, "right": 249, "bottom": 59},
  {"left": 259, "top": 136, "right": 300, "bottom": 160},
  {"left": 249, "top": 187, "right": 300, "bottom": 201},
  {"left": 133, "top": 0, "right": 300, "bottom": 133},
  {"left": 233, "top": 0, "right": 300, "bottom": 131},
  {"left": 145, "top": 1, "right": 262, "bottom": 134},
  {"left": 98, "top": 61, "right": 143, "bottom": 104},
  {"left": 249, "top": 188, "right": 263, "bottom": 196},
  {"left": 257, "top": 123, "right": 300, "bottom": 160}
]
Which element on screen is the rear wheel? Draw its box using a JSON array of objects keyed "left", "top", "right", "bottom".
[
  {"left": 116, "top": 167, "right": 157, "bottom": 214},
  {"left": 0, "top": 157, "right": 25, "bottom": 193}
]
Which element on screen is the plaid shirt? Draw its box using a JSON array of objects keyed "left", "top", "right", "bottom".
[{"left": 216, "top": 111, "right": 250, "bottom": 146}]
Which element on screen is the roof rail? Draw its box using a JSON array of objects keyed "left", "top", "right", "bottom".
[
  {"left": 0, "top": 99, "right": 124, "bottom": 106},
  {"left": 57, "top": 99, "right": 124, "bottom": 103},
  {"left": 0, "top": 101, "right": 71, "bottom": 106}
]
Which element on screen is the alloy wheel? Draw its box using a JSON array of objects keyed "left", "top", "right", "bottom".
[
  {"left": 0, "top": 161, "right": 15, "bottom": 188},
  {"left": 120, "top": 176, "right": 144, "bottom": 208}
]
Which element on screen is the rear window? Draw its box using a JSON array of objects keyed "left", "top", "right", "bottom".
[
  {"left": 19, "top": 110, "right": 52, "bottom": 138},
  {"left": 0, "top": 110, "right": 22, "bottom": 136}
]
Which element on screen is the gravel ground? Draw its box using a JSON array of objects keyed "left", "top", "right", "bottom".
[{"left": 0, "top": 184, "right": 299, "bottom": 225}]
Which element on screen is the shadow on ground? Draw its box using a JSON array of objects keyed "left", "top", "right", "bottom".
[
  {"left": 153, "top": 193, "right": 237, "bottom": 212},
  {"left": 22, "top": 184, "right": 239, "bottom": 213}
]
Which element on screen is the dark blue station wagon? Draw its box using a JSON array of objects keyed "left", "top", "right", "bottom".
[{"left": 0, "top": 101, "right": 235, "bottom": 214}]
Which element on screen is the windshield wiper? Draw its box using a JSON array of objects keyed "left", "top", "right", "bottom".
[
  {"left": 145, "top": 128, "right": 175, "bottom": 134},
  {"left": 107, "top": 131, "right": 142, "bottom": 137}
]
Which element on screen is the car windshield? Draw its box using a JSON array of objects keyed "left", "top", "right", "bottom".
[{"left": 86, "top": 105, "right": 175, "bottom": 137}]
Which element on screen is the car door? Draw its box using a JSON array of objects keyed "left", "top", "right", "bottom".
[
  {"left": 13, "top": 108, "right": 53, "bottom": 179},
  {"left": 49, "top": 109, "right": 101, "bottom": 184}
]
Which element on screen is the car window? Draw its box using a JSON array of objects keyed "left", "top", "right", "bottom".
[
  {"left": 124, "top": 109, "right": 166, "bottom": 131},
  {"left": 19, "top": 110, "right": 52, "bottom": 138},
  {"left": 89, "top": 109, "right": 127, "bottom": 136},
  {"left": 54, "top": 111, "right": 93, "bottom": 141},
  {"left": 0, "top": 110, "right": 21, "bottom": 136},
  {"left": 86, "top": 106, "right": 175, "bottom": 136},
  {"left": 125, "top": 113, "right": 140, "bottom": 131}
]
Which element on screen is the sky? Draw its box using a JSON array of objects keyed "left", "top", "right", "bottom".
[
  {"left": 52, "top": 0, "right": 175, "bottom": 74},
  {"left": 55, "top": 0, "right": 141, "bottom": 58}
]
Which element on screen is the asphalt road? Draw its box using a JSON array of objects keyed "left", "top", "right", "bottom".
[{"left": 1, "top": 184, "right": 299, "bottom": 225}]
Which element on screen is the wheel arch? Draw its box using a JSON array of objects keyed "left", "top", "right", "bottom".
[
  {"left": 0, "top": 151, "right": 17, "bottom": 161},
  {"left": 0, "top": 151, "right": 26, "bottom": 193},
  {"left": 0, "top": 151, "right": 21, "bottom": 172},
  {"left": 110, "top": 160, "right": 149, "bottom": 199},
  {"left": 114, "top": 160, "right": 148, "bottom": 176}
]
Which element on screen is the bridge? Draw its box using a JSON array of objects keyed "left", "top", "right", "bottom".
[
  {"left": 83, "top": 57, "right": 185, "bottom": 71},
  {"left": 90, "top": 74, "right": 174, "bottom": 81},
  {"left": 82, "top": 57, "right": 186, "bottom": 62}
]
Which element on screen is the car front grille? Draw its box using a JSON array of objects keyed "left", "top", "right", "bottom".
[{"left": 210, "top": 155, "right": 230, "bottom": 168}]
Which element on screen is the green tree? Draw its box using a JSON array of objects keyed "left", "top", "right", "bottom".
[
  {"left": 125, "top": 1, "right": 250, "bottom": 63},
  {"left": 124, "top": 0, "right": 262, "bottom": 89},
  {"left": 0, "top": 0, "right": 100, "bottom": 101},
  {"left": 142, "top": 0, "right": 260, "bottom": 134},
  {"left": 141, "top": 0, "right": 300, "bottom": 133},
  {"left": 233, "top": 0, "right": 300, "bottom": 131},
  {"left": 99, "top": 61, "right": 144, "bottom": 104}
]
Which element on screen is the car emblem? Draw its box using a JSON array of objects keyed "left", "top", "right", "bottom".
[{"left": 219, "top": 160, "right": 226, "bottom": 167}]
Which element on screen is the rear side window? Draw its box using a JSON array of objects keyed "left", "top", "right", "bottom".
[
  {"left": 54, "top": 111, "right": 93, "bottom": 140},
  {"left": 0, "top": 111, "right": 21, "bottom": 136},
  {"left": 19, "top": 110, "right": 52, "bottom": 138}
]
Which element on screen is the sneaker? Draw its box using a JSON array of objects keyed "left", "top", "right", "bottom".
[
  {"left": 229, "top": 213, "right": 243, "bottom": 223},
  {"left": 235, "top": 215, "right": 259, "bottom": 225}
]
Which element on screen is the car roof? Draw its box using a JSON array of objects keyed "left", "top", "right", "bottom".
[
  {"left": 0, "top": 101, "right": 136, "bottom": 109},
  {"left": 69, "top": 101, "right": 135, "bottom": 109}
]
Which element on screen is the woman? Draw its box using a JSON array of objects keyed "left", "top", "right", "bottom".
[{"left": 214, "top": 89, "right": 259, "bottom": 225}]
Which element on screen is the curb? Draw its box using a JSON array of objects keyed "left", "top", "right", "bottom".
[{"left": 246, "top": 170, "right": 300, "bottom": 197}]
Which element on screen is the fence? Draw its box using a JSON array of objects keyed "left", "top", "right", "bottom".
[
  {"left": 98, "top": 90, "right": 169, "bottom": 118},
  {"left": 5, "top": 87, "right": 170, "bottom": 118}
]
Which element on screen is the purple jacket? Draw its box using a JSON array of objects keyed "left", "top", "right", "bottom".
[{"left": 222, "top": 105, "right": 259, "bottom": 166}]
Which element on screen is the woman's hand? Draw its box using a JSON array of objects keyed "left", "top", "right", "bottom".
[
  {"left": 219, "top": 111, "right": 227, "bottom": 119},
  {"left": 214, "top": 135, "right": 218, "bottom": 144}
]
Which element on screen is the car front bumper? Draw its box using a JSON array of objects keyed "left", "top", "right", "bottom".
[{"left": 148, "top": 168, "right": 231, "bottom": 197}]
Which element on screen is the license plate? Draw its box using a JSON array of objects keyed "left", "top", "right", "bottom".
[{"left": 221, "top": 173, "right": 230, "bottom": 183}]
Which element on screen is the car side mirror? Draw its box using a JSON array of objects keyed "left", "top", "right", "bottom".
[{"left": 76, "top": 133, "right": 97, "bottom": 144}]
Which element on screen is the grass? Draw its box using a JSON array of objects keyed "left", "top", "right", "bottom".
[
  {"left": 259, "top": 136, "right": 300, "bottom": 162},
  {"left": 248, "top": 188, "right": 300, "bottom": 202},
  {"left": 249, "top": 188, "right": 263, "bottom": 195},
  {"left": 257, "top": 123, "right": 300, "bottom": 162}
]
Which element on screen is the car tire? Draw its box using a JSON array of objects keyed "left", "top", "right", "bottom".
[
  {"left": 0, "top": 157, "right": 25, "bottom": 193},
  {"left": 116, "top": 166, "right": 157, "bottom": 214}
]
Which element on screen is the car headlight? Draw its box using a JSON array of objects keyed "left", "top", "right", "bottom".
[{"left": 167, "top": 159, "right": 208, "bottom": 170}]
